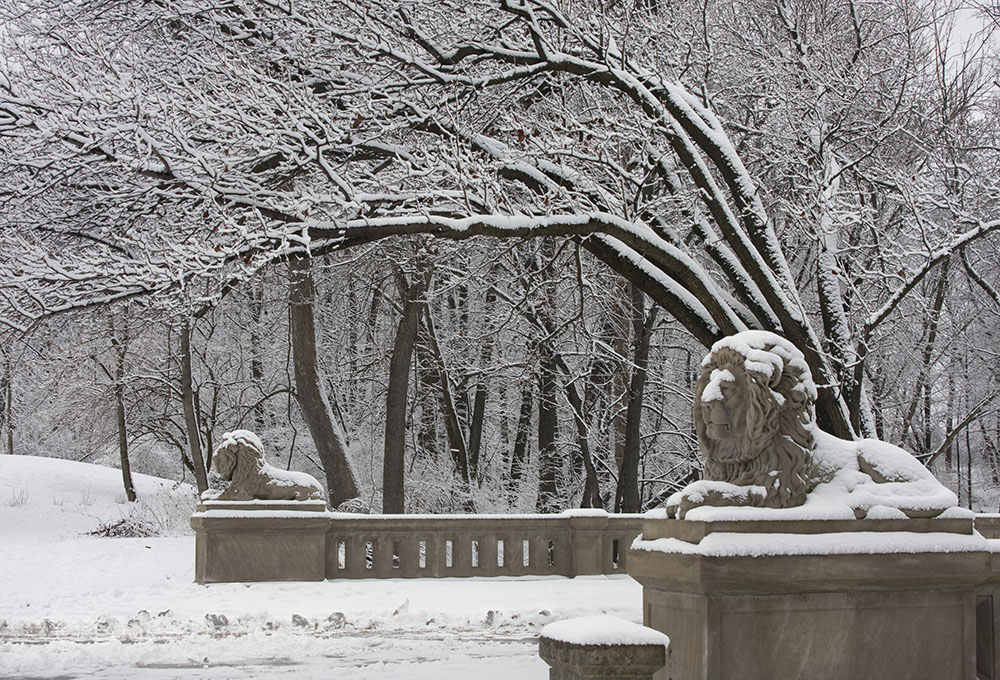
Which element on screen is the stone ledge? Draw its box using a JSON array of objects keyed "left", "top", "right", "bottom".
[
  {"left": 629, "top": 544, "right": 991, "bottom": 594},
  {"left": 641, "top": 516, "right": 974, "bottom": 543},
  {"left": 197, "top": 499, "right": 327, "bottom": 513}
]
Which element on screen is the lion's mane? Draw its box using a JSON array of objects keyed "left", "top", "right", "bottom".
[{"left": 694, "top": 341, "right": 815, "bottom": 508}]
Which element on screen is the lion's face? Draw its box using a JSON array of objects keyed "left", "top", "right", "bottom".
[
  {"left": 694, "top": 357, "right": 761, "bottom": 465},
  {"left": 213, "top": 444, "right": 238, "bottom": 480},
  {"left": 698, "top": 367, "right": 748, "bottom": 443}
]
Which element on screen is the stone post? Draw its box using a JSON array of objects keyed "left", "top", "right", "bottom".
[
  {"left": 539, "top": 615, "right": 668, "bottom": 680},
  {"left": 191, "top": 500, "right": 328, "bottom": 583},
  {"left": 567, "top": 511, "right": 610, "bottom": 577}
]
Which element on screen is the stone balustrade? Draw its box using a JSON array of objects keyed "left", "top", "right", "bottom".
[
  {"left": 191, "top": 507, "right": 1000, "bottom": 588},
  {"left": 191, "top": 503, "right": 643, "bottom": 583}
]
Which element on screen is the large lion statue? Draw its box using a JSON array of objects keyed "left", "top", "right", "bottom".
[
  {"left": 206, "top": 430, "right": 326, "bottom": 502},
  {"left": 667, "top": 331, "right": 957, "bottom": 520}
]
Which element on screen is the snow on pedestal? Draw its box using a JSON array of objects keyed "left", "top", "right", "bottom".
[{"left": 541, "top": 614, "right": 669, "bottom": 647}]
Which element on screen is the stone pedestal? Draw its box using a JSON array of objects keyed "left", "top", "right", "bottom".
[
  {"left": 973, "top": 518, "right": 1000, "bottom": 680},
  {"left": 627, "top": 516, "right": 990, "bottom": 680},
  {"left": 191, "top": 500, "right": 328, "bottom": 583},
  {"left": 539, "top": 615, "right": 669, "bottom": 680}
]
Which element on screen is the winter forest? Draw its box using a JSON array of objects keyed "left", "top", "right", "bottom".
[{"left": 1, "top": 0, "right": 999, "bottom": 515}]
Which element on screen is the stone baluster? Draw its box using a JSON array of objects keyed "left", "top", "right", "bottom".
[
  {"left": 399, "top": 535, "right": 420, "bottom": 577},
  {"left": 480, "top": 533, "right": 499, "bottom": 576},
  {"left": 505, "top": 534, "right": 525, "bottom": 576},
  {"left": 345, "top": 535, "right": 366, "bottom": 577}
]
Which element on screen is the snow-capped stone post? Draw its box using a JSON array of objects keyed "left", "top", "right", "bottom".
[
  {"left": 627, "top": 331, "right": 991, "bottom": 680},
  {"left": 538, "top": 615, "right": 668, "bottom": 680}
]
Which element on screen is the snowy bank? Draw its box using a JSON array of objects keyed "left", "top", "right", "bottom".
[{"left": 0, "top": 455, "right": 641, "bottom": 679}]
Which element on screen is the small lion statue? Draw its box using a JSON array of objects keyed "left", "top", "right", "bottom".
[
  {"left": 667, "top": 331, "right": 957, "bottom": 520},
  {"left": 205, "top": 430, "right": 326, "bottom": 502}
]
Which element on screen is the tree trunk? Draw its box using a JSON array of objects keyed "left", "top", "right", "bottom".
[
  {"left": 946, "top": 368, "right": 956, "bottom": 476},
  {"left": 0, "top": 349, "right": 12, "bottom": 456},
  {"left": 564, "top": 379, "right": 603, "bottom": 509},
  {"left": 509, "top": 381, "right": 533, "bottom": 498},
  {"left": 180, "top": 320, "right": 209, "bottom": 494},
  {"left": 288, "top": 254, "right": 361, "bottom": 508},
  {"left": 248, "top": 280, "right": 266, "bottom": 431},
  {"left": 536, "top": 345, "right": 560, "bottom": 512},
  {"left": 414, "top": 335, "right": 440, "bottom": 461},
  {"left": 610, "top": 283, "right": 630, "bottom": 472},
  {"left": 615, "top": 286, "right": 658, "bottom": 513},
  {"left": 111, "top": 323, "right": 136, "bottom": 502},
  {"left": 382, "top": 265, "right": 430, "bottom": 513},
  {"left": 900, "top": 258, "right": 950, "bottom": 454},
  {"left": 420, "top": 301, "right": 473, "bottom": 490},
  {"left": 467, "top": 285, "right": 498, "bottom": 483},
  {"left": 966, "top": 410, "right": 973, "bottom": 510}
]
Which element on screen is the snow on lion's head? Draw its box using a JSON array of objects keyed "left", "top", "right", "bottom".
[
  {"left": 212, "top": 430, "right": 266, "bottom": 482},
  {"left": 693, "top": 331, "right": 817, "bottom": 508}
]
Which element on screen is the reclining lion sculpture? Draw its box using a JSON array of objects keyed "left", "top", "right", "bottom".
[
  {"left": 205, "top": 430, "right": 326, "bottom": 502},
  {"left": 667, "top": 331, "right": 957, "bottom": 520}
]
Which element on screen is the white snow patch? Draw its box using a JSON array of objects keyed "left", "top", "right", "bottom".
[
  {"left": 541, "top": 615, "right": 668, "bottom": 647},
  {"left": 221, "top": 429, "right": 264, "bottom": 453},
  {"left": 704, "top": 331, "right": 817, "bottom": 400},
  {"left": 864, "top": 505, "right": 909, "bottom": 520},
  {"left": 0, "top": 455, "right": 197, "bottom": 540},
  {"left": 666, "top": 481, "right": 766, "bottom": 512},
  {"left": 702, "top": 368, "right": 735, "bottom": 402},
  {"left": 560, "top": 509, "right": 611, "bottom": 518},
  {"left": 811, "top": 430, "right": 958, "bottom": 517}
]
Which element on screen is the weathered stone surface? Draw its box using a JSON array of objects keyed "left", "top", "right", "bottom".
[
  {"left": 630, "top": 545, "right": 989, "bottom": 595},
  {"left": 196, "top": 499, "right": 327, "bottom": 513},
  {"left": 641, "top": 515, "right": 974, "bottom": 543},
  {"left": 643, "top": 587, "right": 974, "bottom": 680},
  {"left": 629, "top": 518, "right": 990, "bottom": 680},
  {"left": 192, "top": 512, "right": 328, "bottom": 583},
  {"left": 687, "top": 332, "right": 816, "bottom": 512},
  {"left": 977, "top": 515, "right": 1000, "bottom": 539},
  {"left": 539, "top": 629, "right": 667, "bottom": 680},
  {"left": 973, "top": 551, "right": 1000, "bottom": 680}
]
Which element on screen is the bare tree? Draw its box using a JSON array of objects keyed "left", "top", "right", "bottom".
[
  {"left": 382, "top": 259, "right": 431, "bottom": 513},
  {"left": 289, "top": 255, "right": 361, "bottom": 507},
  {"left": 1, "top": 346, "right": 13, "bottom": 456},
  {"left": 2, "top": 0, "right": 999, "bottom": 510}
]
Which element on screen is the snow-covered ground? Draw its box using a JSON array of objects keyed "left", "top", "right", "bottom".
[{"left": 0, "top": 456, "right": 642, "bottom": 678}]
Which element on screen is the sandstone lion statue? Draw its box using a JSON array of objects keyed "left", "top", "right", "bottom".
[
  {"left": 667, "top": 331, "right": 957, "bottom": 520},
  {"left": 205, "top": 430, "right": 326, "bottom": 502}
]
